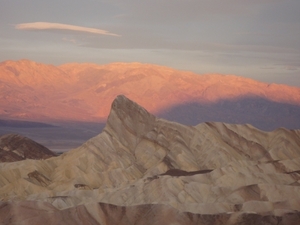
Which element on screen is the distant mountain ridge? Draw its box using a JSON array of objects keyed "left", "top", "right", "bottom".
[{"left": 1, "top": 59, "right": 300, "bottom": 130}]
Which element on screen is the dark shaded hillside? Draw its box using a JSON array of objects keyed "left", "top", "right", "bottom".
[
  {"left": 0, "top": 134, "right": 56, "bottom": 162},
  {"left": 158, "top": 96, "right": 300, "bottom": 131}
]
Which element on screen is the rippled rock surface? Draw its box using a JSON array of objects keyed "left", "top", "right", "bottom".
[{"left": 1, "top": 95, "right": 300, "bottom": 224}]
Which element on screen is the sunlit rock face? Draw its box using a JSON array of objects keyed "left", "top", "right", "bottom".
[
  {"left": 1, "top": 95, "right": 300, "bottom": 224},
  {"left": 0, "top": 133, "right": 55, "bottom": 162}
]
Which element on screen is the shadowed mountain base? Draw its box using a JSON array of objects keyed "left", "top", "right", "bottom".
[{"left": 158, "top": 96, "right": 300, "bottom": 131}]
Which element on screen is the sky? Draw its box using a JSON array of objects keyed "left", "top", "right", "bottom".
[{"left": 0, "top": 0, "right": 300, "bottom": 87}]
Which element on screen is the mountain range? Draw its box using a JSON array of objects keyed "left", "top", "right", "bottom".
[
  {"left": 1, "top": 95, "right": 300, "bottom": 224},
  {"left": 1, "top": 59, "right": 300, "bottom": 131}
]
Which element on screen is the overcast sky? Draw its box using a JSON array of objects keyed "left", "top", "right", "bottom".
[{"left": 0, "top": 0, "right": 299, "bottom": 87}]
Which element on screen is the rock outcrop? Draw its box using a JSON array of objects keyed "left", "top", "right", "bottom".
[
  {"left": 0, "top": 133, "right": 55, "bottom": 162},
  {"left": 0, "top": 95, "right": 300, "bottom": 224}
]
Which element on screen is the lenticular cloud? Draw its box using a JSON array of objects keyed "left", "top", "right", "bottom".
[{"left": 15, "top": 22, "right": 120, "bottom": 37}]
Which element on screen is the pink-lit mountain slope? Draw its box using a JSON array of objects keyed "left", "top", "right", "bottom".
[{"left": 0, "top": 59, "right": 300, "bottom": 130}]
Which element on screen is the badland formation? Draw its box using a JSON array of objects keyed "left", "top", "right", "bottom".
[{"left": 0, "top": 95, "right": 300, "bottom": 224}]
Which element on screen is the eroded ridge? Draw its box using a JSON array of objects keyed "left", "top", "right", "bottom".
[{"left": 1, "top": 95, "right": 300, "bottom": 224}]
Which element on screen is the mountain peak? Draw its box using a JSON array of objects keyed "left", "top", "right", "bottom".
[
  {"left": 110, "top": 95, "right": 153, "bottom": 120},
  {"left": 105, "top": 95, "right": 156, "bottom": 144}
]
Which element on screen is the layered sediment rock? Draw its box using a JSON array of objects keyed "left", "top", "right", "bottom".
[{"left": 0, "top": 95, "right": 300, "bottom": 224}]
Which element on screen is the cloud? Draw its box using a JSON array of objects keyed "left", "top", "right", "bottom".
[
  {"left": 62, "top": 37, "right": 77, "bottom": 44},
  {"left": 285, "top": 66, "right": 298, "bottom": 71},
  {"left": 15, "top": 22, "right": 120, "bottom": 37}
]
